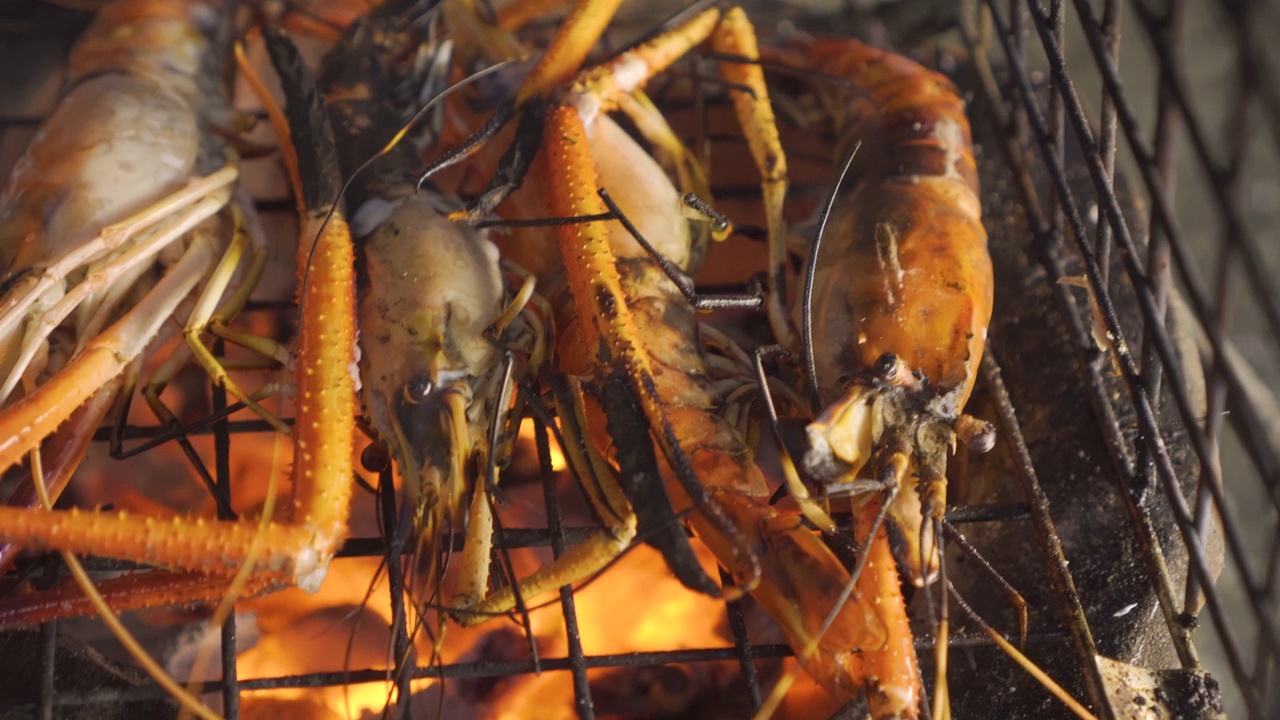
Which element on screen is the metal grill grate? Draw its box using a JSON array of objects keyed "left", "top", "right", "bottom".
[
  {"left": 957, "top": 0, "right": 1280, "bottom": 716},
  {"left": 0, "top": 1, "right": 1277, "bottom": 718}
]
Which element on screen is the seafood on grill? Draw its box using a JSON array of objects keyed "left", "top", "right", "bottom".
[
  {"left": 767, "top": 36, "right": 997, "bottom": 588},
  {"left": 0, "top": 0, "right": 249, "bottom": 493},
  {"left": 752, "top": 34, "right": 1092, "bottom": 720},
  {"left": 310, "top": 1, "right": 543, "bottom": 613},
  {"left": 721, "top": 33, "right": 995, "bottom": 720},
  {"left": 0, "top": 2, "right": 362, "bottom": 718},
  {"left": 0, "top": 0, "right": 358, "bottom": 615},
  {"left": 425, "top": 2, "right": 925, "bottom": 715}
]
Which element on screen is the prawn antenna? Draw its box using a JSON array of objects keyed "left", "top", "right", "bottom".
[
  {"left": 701, "top": 50, "right": 863, "bottom": 95},
  {"left": 801, "top": 142, "right": 859, "bottom": 413},
  {"left": 476, "top": 212, "right": 615, "bottom": 229},
  {"left": 377, "top": 468, "right": 416, "bottom": 717},
  {"left": 482, "top": 352, "right": 541, "bottom": 666},
  {"left": 302, "top": 57, "right": 521, "bottom": 302},
  {"left": 599, "top": 187, "right": 762, "bottom": 310},
  {"left": 415, "top": 100, "right": 516, "bottom": 186}
]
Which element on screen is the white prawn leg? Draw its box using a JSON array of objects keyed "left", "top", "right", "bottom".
[
  {"left": 0, "top": 173, "right": 237, "bottom": 402},
  {"left": 0, "top": 221, "right": 230, "bottom": 469},
  {"left": 0, "top": 165, "right": 239, "bottom": 358}
]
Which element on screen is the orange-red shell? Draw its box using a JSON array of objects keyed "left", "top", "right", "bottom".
[{"left": 802, "top": 39, "right": 993, "bottom": 410}]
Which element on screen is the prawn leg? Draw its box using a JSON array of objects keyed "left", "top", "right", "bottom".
[
  {"left": 453, "top": 375, "right": 638, "bottom": 624},
  {"left": 141, "top": 191, "right": 287, "bottom": 434},
  {"left": 0, "top": 223, "right": 232, "bottom": 469},
  {"left": 0, "top": 9, "right": 357, "bottom": 602},
  {"left": 532, "top": 4, "right": 797, "bottom": 591},
  {"left": 438, "top": 3, "right": 923, "bottom": 711},
  {"left": 542, "top": 101, "right": 760, "bottom": 591},
  {"left": 710, "top": 8, "right": 791, "bottom": 343},
  {"left": 0, "top": 569, "right": 279, "bottom": 628},
  {"left": 445, "top": 2, "right": 757, "bottom": 610},
  {"left": 0, "top": 165, "right": 240, "bottom": 394},
  {"left": 546, "top": 11, "right": 919, "bottom": 712},
  {"left": 144, "top": 205, "right": 288, "bottom": 441}
]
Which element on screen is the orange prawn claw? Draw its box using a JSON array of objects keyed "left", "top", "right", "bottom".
[{"left": 429, "top": 3, "right": 927, "bottom": 712}]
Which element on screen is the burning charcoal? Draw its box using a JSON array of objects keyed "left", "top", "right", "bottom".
[
  {"left": 165, "top": 612, "right": 260, "bottom": 682},
  {"left": 455, "top": 626, "right": 542, "bottom": 703},
  {"left": 647, "top": 664, "right": 697, "bottom": 714}
]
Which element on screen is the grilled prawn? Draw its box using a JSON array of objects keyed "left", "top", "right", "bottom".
[
  {"left": 777, "top": 38, "right": 996, "bottom": 586},
  {"left": 433, "top": 3, "right": 924, "bottom": 715},
  {"left": 0, "top": 0, "right": 250, "bottom": 472},
  {"left": 0, "top": 0, "right": 357, "bottom": 618},
  {"left": 314, "top": 3, "right": 539, "bottom": 608}
]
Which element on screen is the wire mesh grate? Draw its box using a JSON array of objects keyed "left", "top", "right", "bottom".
[{"left": 0, "top": 1, "right": 1277, "bottom": 718}]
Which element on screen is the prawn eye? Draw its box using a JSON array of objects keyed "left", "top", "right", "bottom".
[
  {"left": 360, "top": 443, "right": 390, "bottom": 473},
  {"left": 874, "top": 352, "right": 899, "bottom": 381},
  {"left": 403, "top": 375, "right": 434, "bottom": 404}
]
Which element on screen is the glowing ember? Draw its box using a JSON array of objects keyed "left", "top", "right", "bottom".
[{"left": 517, "top": 417, "right": 567, "bottom": 472}]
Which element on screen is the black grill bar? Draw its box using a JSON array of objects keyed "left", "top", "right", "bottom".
[
  {"left": 379, "top": 466, "right": 414, "bottom": 720},
  {"left": 971, "top": 0, "right": 1280, "bottom": 715},
  {"left": 721, "top": 568, "right": 762, "bottom": 714},
  {"left": 1092, "top": 0, "right": 1119, "bottom": 286},
  {"left": 1108, "top": 0, "right": 1280, "bottom": 523},
  {"left": 1212, "top": 0, "right": 1280, "bottom": 155},
  {"left": 964, "top": 0, "right": 1206, "bottom": 684},
  {"left": 538, "top": 417, "right": 596, "bottom": 720},
  {"left": 211, "top": 356, "right": 240, "bottom": 719},
  {"left": 1074, "top": 0, "right": 1280, "bottom": 515},
  {"left": 989, "top": 0, "right": 1266, "bottom": 707},
  {"left": 1125, "top": 0, "right": 1280, "bottom": 359},
  {"left": 3, "top": 632, "right": 1079, "bottom": 713},
  {"left": 1053, "top": 0, "right": 1280, "bottom": 705},
  {"left": 37, "top": 558, "right": 57, "bottom": 720},
  {"left": 979, "top": 352, "right": 1109, "bottom": 717}
]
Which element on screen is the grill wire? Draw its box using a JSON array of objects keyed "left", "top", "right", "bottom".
[{"left": 0, "top": 0, "right": 1277, "bottom": 718}]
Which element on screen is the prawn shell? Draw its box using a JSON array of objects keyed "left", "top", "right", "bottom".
[
  {"left": 0, "top": 0, "right": 231, "bottom": 276},
  {"left": 810, "top": 177, "right": 991, "bottom": 406},
  {"left": 802, "top": 38, "right": 992, "bottom": 410}
]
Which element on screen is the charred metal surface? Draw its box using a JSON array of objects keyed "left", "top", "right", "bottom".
[
  {"left": 925, "top": 65, "right": 1212, "bottom": 720},
  {"left": 0, "top": 628, "right": 176, "bottom": 719},
  {"left": 1096, "top": 655, "right": 1225, "bottom": 720}
]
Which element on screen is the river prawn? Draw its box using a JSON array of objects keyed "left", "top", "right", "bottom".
[
  {"left": 0, "top": 0, "right": 358, "bottom": 620},
  {"left": 421, "top": 2, "right": 927, "bottom": 715},
  {"left": 0, "top": 0, "right": 252, "bottom": 491},
  {"left": 0, "top": 3, "right": 363, "bottom": 718},
  {"left": 0, "top": 8, "right": 541, "bottom": 716},
  {"left": 752, "top": 34, "right": 1106, "bottom": 720},
  {"left": 697, "top": 33, "right": 995, "bottom": 720},
  {"left": 767, "top": 36, "right": 997, "bottom": 589},
  {"left": 309, "top": 0, "right": 544, "bottom": 617},
  {"left": 0, "top": 0, "right": 542, "bottom": 603}
]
